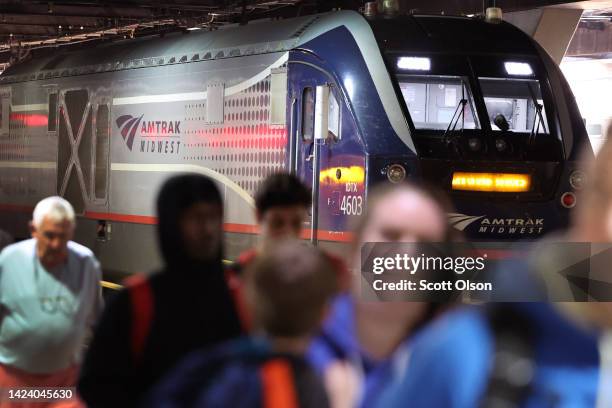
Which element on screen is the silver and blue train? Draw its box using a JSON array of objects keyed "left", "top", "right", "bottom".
[{"left": 0, "top": 10, "right": 591, "bottom": 276}]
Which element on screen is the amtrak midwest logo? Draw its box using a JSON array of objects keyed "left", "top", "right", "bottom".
[
  {"left": 116, "top": 114, "right": 181, "bottom": 155},
  {"left": 448, "top": 213, "right": 544, "bottom": 235}
]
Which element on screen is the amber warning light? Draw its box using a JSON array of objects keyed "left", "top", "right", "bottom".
[{"left": 451, "top": 172, "right": 531, "bottom": 193}]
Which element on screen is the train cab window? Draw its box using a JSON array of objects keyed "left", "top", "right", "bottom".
[
  {"left": 479, "top": 78, "right": 549, "bottom": 134},
  {"left": 48, "top": 93, "right": 57, "bottom": 132},
  {"left": 398, "top": 76, "right": 478, "bottom": 130},
  {"left": 95, "top": 105, "right": 109, "bottom": 199},
  {"left": 301, "top": 87, "right": 315, "bottom": 142}
]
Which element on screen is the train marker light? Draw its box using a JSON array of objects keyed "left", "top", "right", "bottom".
[
  {"left": 320, "top": 166, "right": 365, "bottom": 185},
  {"left": 569, "top": 171, "right": 585, "bottom": 190},
  {"left": 485, "top": 7, "right": 503, "bottom": 23},
  {"left": 452, "top": 172, "right": 531, "bottom": 192},
  {"left": 397, "top": 57, "right": 431, "bottom": 71},
  {"left": 387, "top": 164, "right": 406, "bottom": 183},
  {"left": 504, "top": 62, "right": 533, "bottom": 76},
  {"left": 561, "top": 192, "right": 576, "bottom": 208}
]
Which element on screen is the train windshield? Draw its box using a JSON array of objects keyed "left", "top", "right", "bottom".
[
  {"left": 479, "top": 78, "right": 549, "bottom": 134},
  {"left": 398, "top": 76, "right": 479, "bottom": 130}
]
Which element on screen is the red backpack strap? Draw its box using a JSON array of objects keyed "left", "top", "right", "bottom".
[
  {"left": 225, "top": 261, "right": 253, "bottom": 333},
  {"left": 224, "top": 248, "right": 258, "bottom": 332},
  {"left": 236, "top": 248, "right": 258, "bottom": 271},
  {"left": 260, "top": 359, "right": 299, "bottom": 408},
  {"left": 325, "top": 252, "right": 350, "bottom": 292},
  {"left": 124, "top": 274, "right": 154, "bottom": 365}
]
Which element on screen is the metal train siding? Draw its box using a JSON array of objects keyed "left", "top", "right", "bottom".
[{"left": 0, "top": 11, "right": 592, "bottom": 277}]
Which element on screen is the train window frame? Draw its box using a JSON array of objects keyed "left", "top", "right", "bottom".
[
  {"left": 301, "top": 87, "right": 315, "bottom": 143},
  {"left": 93, "top": 103, "right": 110, "bottom": 202},
  {"left": 396, "top": 75, "right": 480, "bottom": 131},
  {"left": 478, "top": 77, "right": 549, "bottom": 135}
]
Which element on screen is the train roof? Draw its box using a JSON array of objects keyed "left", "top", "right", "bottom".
[
  {"left": 0, "top": 10, "right": 535, "bottom": 83},
  {"left": 370, "top": 14, "right": 537, "bottom": 55},
  {"left": 0, "top": 12, "right": 322, "bottom": 82}
]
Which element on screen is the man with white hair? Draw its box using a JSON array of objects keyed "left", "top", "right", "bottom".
[{"left": 0, "top": 196, "right": 102, "bottom": 405}]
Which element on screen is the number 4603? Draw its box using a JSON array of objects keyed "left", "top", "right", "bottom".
[{"left": 340, "top": 195, "right": 363, "bottom": 215}]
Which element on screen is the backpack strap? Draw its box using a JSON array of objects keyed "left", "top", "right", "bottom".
[
  {"left": 124, "top": 274, "right": 154, "bottom": 365},
  {"left": 324, "top": 252, "right": 349, "bottom": 292},
  {"left": 480, "top": 304, "right": 535, "bottom": 408},
  {"left": 225, "top": 262, "right": 252, "bottom": 332},
  {"left": 260, "top": 359, "right": 299, "bottom": 408},
  {"left": 236, "top": 248, "right": 258, "bottom": 275}
]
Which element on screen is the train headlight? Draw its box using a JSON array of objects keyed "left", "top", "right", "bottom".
[
  {"left": 468, "top": 138, "right": 482, "bottom": 152},
  {"left": 569, "top": 171, "right": 585, "bottom": 190},
  {"left": 505, "top": 62, "right": 533, "bottom": 76},
  {"left": 452, "top": 172, "right": 531, "bottom": 192},
  {"left": 387, "top": 164, "right": 406, "bottom": 183},
  {"left": 397, "top": 57, "right": 431, "bottom": 71},
  {"left": 495, "top": 138, "right": 508, "bottom": 152}
]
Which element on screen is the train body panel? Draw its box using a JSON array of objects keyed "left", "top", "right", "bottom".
[{"left": 0, "top": 10, "right": 592, "bottom": 275}]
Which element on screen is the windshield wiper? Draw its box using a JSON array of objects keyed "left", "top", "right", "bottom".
[
  {"left": 527, "top": 83, "right": 547, "bottom": 146},
  {"left": 443, "top": 98, "right": 468, "bottom": 150}
]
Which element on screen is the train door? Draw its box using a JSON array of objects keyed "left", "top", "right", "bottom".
[
  {"left": 290, "top": 65, "right": 336, "bottom": 244},
  {"left": 56, "top": 89, "right": 111, "bottom": 214}
]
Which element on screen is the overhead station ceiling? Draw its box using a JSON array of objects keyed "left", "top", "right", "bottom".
[{"left": 0, "top": 0, "right": 609, "bottom": 67}]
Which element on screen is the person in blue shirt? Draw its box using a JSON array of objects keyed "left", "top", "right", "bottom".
[
  {"left": 307, "top": 182, "right": 462, "bottom": 408},
  {"left": 376, "top": 133, "right": 612, "bottom": 408},
  {"left": 0, "top": 196, "right": 103, "bottom": 406},
  {"left": 375, "top": 302, "right": 602, "bottom": 407}
]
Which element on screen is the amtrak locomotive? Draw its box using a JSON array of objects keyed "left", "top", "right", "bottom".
[{"left": 0, "top": 10, "right": 591, "bottom": 276}]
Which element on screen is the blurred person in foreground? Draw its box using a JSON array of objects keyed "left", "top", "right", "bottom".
[
  {"left": 0, "top": 196, "right": 102, "bottom": 408},
  {"left": 78, "top": 174, "right": 243, "bottom": 408},
  {"left": 308, "top": 182, "right": 461, "bottom": 408},
  {"left": 376, "top": 134, "right": 612, "bottom": 407},
  {"left": 225, "top": 173, "right": 348, "bottom": 330},
  {"left": 143, "top": 240, "right": 336, "bottom": 407}
]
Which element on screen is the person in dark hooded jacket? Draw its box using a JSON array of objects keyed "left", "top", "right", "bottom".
[
  {"left": 142, "top": 240, "right": 335, "bottom": 408},
  {"left": 77, "top": 174, "right": 243, "bottom": 408}
]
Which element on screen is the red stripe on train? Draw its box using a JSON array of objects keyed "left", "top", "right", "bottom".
[
  {"left": 0, "top": 206, "right": 353, "bottom": 243},
  {"left": 84, "top": 211, "right": 353, "bottom": 242},
  {"left": 0, "top": 204, "right": 34, "bottom": 213}
]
